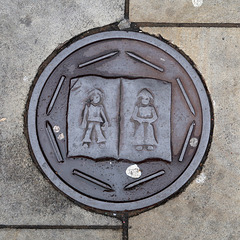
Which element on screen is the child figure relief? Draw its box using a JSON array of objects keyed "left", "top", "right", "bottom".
[
  {"left": 132, "top": 89, "right": 158, "bottom": 151},
  {"left": 81, "top": 89, "right": 108, "bottom": 148}
]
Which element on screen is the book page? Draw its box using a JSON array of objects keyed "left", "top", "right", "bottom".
[
  {"left": 67, "top": 76, "right": 120, "bottom": 159},
  {"left": 119, "top": 78, "right": 172, "bottom": 162}
]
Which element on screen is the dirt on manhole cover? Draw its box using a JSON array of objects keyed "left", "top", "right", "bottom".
[{"left": 26, "top": 30, "right": 213, "bottom": 213}]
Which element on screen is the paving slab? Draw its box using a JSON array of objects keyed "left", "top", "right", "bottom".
[
  {"left": 0, "top": 0, "right": 124, "bottom": 225},
  {"left": 0, "top": 229, "right": 122, "bottom": 240},
  {"left": 130, "top": 0, "right": 240, "bottom": 23},
  {"left": 128, "top": 27, "right": 240, "bottom": 240}
]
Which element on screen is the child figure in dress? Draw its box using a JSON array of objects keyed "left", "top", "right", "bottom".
[
  {"left": 81, "top": 89, "right": 108, "bottom": 148},
  {"left": 132, "top": 89, "right": 158, "bottom": 151}
]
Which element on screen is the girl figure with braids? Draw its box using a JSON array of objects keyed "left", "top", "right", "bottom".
[{"left": 132, "top": 88, "right": 158, "bottom": 151}]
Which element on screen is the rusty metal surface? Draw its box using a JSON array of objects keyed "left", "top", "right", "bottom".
[{"left": 26, "top": 31, "right": 212, "bottom": 212}]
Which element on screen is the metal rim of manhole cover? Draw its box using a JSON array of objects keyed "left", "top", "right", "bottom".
[{"left": 26, "top": 30, "right": 213, "bottom": 213}]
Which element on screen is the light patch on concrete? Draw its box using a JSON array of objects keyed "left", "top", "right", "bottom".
[
  {"left": 192, "top": 0, "right": 203, "bottom": 7},
  {"left": 57, "top": 133, "right": 64, "bottom": 140},
  {"left": 53, "top": 125, "right": 60, "bottom": 133},
  {"left": 23, "top": 76, "right": 30, "bottom": 82},
  {"left": 126, "top": 164, "right": 142, "bottom": 178},
  {"left": 196, "top": 172, "right": 206, "bottom": 184},
  {"left": 0, "top": 118, "right": 7, "bottom": 122},
  {"left": 130, "top": 27, "right": 240, "bottom": 240}
]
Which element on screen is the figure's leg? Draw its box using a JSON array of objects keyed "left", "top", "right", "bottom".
[
  {"left": 136, "top": 145, "right": 143, "bottom": 151},
  {"left": 95, "top": 123, "right": 106, "bottom": 143},
  {"left": 146, "top": 124, "right": 156, "bottom": 151},
  {"left": 146, "top": 145, "right": 154, "bottom": 151},
  {"left": 134, "top": 123, "right": 144, "bottom": 150},
  {"left": 82, "top": 122, "right": 94, "bottom": 143}
]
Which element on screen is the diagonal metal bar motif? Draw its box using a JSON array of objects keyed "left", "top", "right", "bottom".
[
  {"left": 176, "top": 78, "right": 195, "bottom": 115},
  {"left": 126, "top": 51, "right": 164, "bottom": 72},
  {"left": 46, "top": 121, "right": 64, "bottom": 163},
  {"left": 73, "top": 169, "right": 114, "bottom": 191},
  {"left": 124, "top": 170, "right": 165, "bottom": 190},
  {"left": 178, "top": 121, "right": 195, "bottom": 162},
  {"left": 78, "top": 51, "right": 119, "bottom": 68},
  {"left": 46, "top": 75, "right": 66, "bottom": 115}
]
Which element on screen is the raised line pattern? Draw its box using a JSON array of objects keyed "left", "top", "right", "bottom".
[
  {"left": 176, "top": 78, "right": 195, "bottom": 115},
  {"left": 73, "top": 169, "right": 113, "bottom": 191},
  {"left": 179, "top": 121, "right": 195, "bottom": 162},
  {"left": 46, "top": 75, "right": 66, "bottom": 115},
  {"left": 46, "top": 121, "right": 64, "bottom": 163},
  {"left": 124, "top": 170, "right": 165, "bottom": 190},
  {"left": 126, "top": 51, "right": 164, "bottom": 72},
  {"left": 78, "top": 51, "right": 119, "bottom": 68}
]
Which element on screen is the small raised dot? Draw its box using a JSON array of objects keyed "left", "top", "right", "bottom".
[
  {"left": 190, "top": 137, "right": 198, "bottom": 147},
  {"left": 53, "top": 125, "right": 60, "bottom": 133}
]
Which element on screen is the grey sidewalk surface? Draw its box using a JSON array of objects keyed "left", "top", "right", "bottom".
[
  {"left": 130, "top": 27, "right": 240, "bottom": 240},
  {"left": 0, "top": 229, "right": 122, "bottom": 240},
  {"left": 1, "top": 0, "right": 240, "bottom": 239},
  {"left": 0, "top": 0, "right": 124, "bottom": 229},
  {"left": 130, "top": 0, "right": 240, "bottom": 23}
]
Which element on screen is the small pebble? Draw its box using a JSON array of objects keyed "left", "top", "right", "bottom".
[{"left": 58, "top": 133, "right": 64, "bottom": 140}]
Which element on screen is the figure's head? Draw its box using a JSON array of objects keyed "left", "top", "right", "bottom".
[
  {"left": 138, "top": 89, "right": 154, "bottom": 106},
  {"left": 89, "top": 89, "right": 103, "bottom": 104}
]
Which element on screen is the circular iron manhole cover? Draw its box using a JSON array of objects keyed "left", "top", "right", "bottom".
[{"left": 27, "top": 30, "right": 212, "bottom": 212}]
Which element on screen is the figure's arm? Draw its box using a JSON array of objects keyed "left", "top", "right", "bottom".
[
  {"left": 144, "top": 107, "right": 158, "bottom": 123},
  {"left": 81, "top": 105, "right": 88, "bottom": 128},
  {"left": 100, "top": 106, "right": 108, "bottom": 124},
  {"left": 151, "top": 107, "right": 158, "bottom": 123},
  {"left": 132, "top": 106, "right": 142, "bottom": 123}
]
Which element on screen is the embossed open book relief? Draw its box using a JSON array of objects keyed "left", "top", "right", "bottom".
[{"left": 67, "top": 76, "right": 172, "bottom": 162}]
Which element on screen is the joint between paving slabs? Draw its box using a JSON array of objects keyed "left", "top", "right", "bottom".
[
  {"left": 124, "top": 0, "right": 130, "bottom": 19},
  {"left": 0, "top": 225, "right": 122, "bottom": 230},
  {"left": 132, "top": 22, "right": 240, "bottom": 28}
]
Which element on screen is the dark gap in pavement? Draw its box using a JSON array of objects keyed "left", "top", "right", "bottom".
[
  {"left": 0, "top": 225, "right": 122, "bottom": 230},
  {"left": 133, "top": 22, "right": 240, "bottom": 28},
  {"left": 125, "top": 0, "right": 130, "bottom": 19}
]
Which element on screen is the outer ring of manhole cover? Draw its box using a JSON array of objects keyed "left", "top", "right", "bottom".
[{"left": 27, "top": 30, "right": 213, "bottom": 213}]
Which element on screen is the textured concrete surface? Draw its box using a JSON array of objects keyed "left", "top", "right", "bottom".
[
  {"left": 130, "top": 0, "right": 240, "bottom": 23},
  {"left": 0, "top": 229, "right": 122, "bottom": 240},
  {"left": 0, "top": 0, "right": 123, "bottom": 225},
  {"left": 129, "top": 27, "right": 240, "bottom": 240}
]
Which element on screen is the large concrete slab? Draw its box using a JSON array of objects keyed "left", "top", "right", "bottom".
[
  {"left": 0, "top": 229, "right": 122, "bottom": 240},
  {"left": 130, "top": 0, "right": 240, "bottom": 23},
  {"left": 0, "top": 0, "right": 124, "bottom": 225},
  {"left": 128, "top": 27, "right": 240, "bottom": 240}
]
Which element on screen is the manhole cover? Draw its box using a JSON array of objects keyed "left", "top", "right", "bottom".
[{"left": 27, "top": 31, "right": 212, "bottom": 212}]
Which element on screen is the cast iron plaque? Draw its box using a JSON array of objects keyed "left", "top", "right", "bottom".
[{"left": 27, "top": 31, "right": 212, "bottom": 212}]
